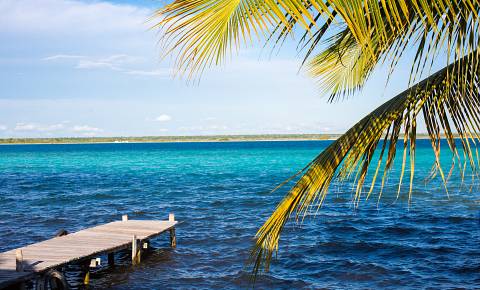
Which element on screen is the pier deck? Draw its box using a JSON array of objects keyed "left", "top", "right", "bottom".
[{"left": 0, "top": 216, "right": 177, "bottom": 288}]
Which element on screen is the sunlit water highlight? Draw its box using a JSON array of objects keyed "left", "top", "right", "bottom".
[{"left": 0, "top": 141, "right": 478, "bottom": 289}]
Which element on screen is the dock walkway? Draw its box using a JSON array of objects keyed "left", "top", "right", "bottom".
[{"left": 0, "top": 215, "right": 177, "bottom": 289}]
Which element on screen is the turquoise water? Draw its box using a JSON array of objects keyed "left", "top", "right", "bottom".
[{"left": 0, "top": 140, "right": 478, "bottom": 289}]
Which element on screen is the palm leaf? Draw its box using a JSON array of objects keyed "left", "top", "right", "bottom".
[
  {"left": 307, "top": 28, "right": 377, "bottom": 102},
  {"left": 302, "top": 0, "right": 480, "bottom": 100},
  {"left": 153, "top": 0, "right": 331, "bottom": 79},
  {"left": 250, "top": 50, "right": 480, "bottom": 274},
  {"left": 304, "top": 0, "right": 480, "bottom": 101},
  {"left": 152, "top": 0, "right": 480, "bottom": 280},
  {"left": 154, "top": 1, "right": 480, "bottom": 95}
]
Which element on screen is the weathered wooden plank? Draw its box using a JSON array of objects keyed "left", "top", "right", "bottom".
[{"left": 0, "top": 219, "right": 177, "bottom": 288}]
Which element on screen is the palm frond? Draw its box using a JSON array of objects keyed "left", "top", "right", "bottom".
[
  {"left": 307, "top": 28, "right": 377, "bottom": 101},
  {"left": 250, "top": 50, "right": 480, "bottom": 275},
  {"left": 153, "top": 0, "right": 331, "bottom": 79},
  {"left": 304, "top": 0, "right": 480, "bottom": 100},
  {"left": 154, "top": 1, "right": 480, "bottom": 98}
]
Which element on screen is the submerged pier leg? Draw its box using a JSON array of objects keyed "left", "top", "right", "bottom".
[
  {"left": 15, "top": 249, "right": 23, "bottom": 272},
  {"left": 169, "top": 213, "right": 176, "bottom": 248},
  {"left": 84, "top": 271, "right": 90, "bottom": 286},
  {"left": 108, "top": 252, "right": 115, "bottom": 267},
  {"left": 132, "top": 235, "right": 141, "bottom": 265},
  {"left": 169, "top": 228, "right": 176, "bottom": 248},
  {"left": 15, "top": 249, "right": 26, "bottom": 290},
  {"left": 83, "top": 262, "right": 90, "bottom": 286}
]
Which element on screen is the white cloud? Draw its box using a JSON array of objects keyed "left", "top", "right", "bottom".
[
  {"left": 0, "top": 0, "right": 371, "bottom": 138},
  {"left": 3, "top": 0, "right": 168, "bottom": 78},
  {"left": 155, "top": 114, "right": 172, "bottom": 122},
  {"left": 11, "top": 122, "right": 103, "bottom": 136},
  {"left": 43, "top": 54, "right": 86, "bottom": 61},
  {"left": 0, "top": 125, "right": 7, "bottom": 131},
  {"left": 43, "top": 53, "right": 168, "bottom": 77},
  {"left": 74, "top": 54, "right": 141, "bottom": 69},
  {"left": 14, "top": 122, "right": 64, "bottom": 132},
  {"left": 0, "top": 0, "right": 152, "bottom": 35},
  {"left": 72, "top": 125, "right": 102, "bottom": 132},
  {"left": 76, "top": 60, "right": 114, "bottom": 69},
  {"left": 14, "top": 123, "right": 38, "bottom": 131}
]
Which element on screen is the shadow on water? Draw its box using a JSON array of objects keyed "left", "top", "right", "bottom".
[{"left": 60, "top": 246, "right": 176, "bottom": 290}]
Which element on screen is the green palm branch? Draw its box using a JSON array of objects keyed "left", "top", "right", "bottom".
[{"left": 154, "top": 0, "right": 480, "bottom": 276}]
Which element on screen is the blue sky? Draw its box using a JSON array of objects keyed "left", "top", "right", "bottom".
[{"left": 0, "top": 0, "right": 420, "bottom": 138}]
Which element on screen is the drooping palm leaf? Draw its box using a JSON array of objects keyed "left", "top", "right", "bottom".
[
  {"left": 250, "top": 51, "right": 480, "bottom": 274},
  {"left": 153, "top": 0, "right": 480, "bottom": 280}
]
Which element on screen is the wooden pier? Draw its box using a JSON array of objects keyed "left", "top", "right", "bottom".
[{"left": 0, "top": 214, "right": 177, "bottom": 289}]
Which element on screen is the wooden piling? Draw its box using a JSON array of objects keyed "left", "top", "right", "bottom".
[
  {"left": 170, "top": 228, "right": 176, "bottom": 248},
  {"left": 84, "top": 271, "right": 90, "bottom": 285},
  {"left": 15, "top": 250, "right": 26, "bottom": 290},
  {"left": 89, "top": 258, "right": 101, "bottom": 267},
  {"left": 143, "top": 240, "right": 150, "bottom": 250},
  {"left": 15, "top": 250, "right": 23, "bottom": 272},
  {"left": 82, "top": 260, "right": 91, "bottom": 286},
  {"left": 132, "top": 235, "right": 141, "bottom": 265},
  {"left": 169, "top": 213, "right": 176, "bottom": 248}
]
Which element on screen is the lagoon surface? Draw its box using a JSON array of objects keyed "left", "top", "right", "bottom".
[{"left": 0, "top": 140, "right": 478, "bottom": 289}]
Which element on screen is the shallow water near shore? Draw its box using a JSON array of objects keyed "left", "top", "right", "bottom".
[{"left": 0, "top": 140, "right": 478, "bottom": 289}]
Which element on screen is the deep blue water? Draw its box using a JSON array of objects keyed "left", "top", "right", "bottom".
[{"left": 0, "top": 140, "right": 478, "bottom": 289}]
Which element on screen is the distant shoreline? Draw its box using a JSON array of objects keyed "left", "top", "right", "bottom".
[{"left": 0, "top": 133, "right": 440, "bottom": 145}]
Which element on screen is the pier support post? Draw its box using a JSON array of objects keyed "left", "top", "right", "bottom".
[
  {"left": 169, "top": 228, "right": 176, "bottom": 248},
  {"left": 15, "top": 249, "right": 23, "bottom": 272},
  {"left": 132, "top": 235, "right": 141, "bottom": 265},
  {"left": 169, "top": 213, "right": 176, "bottom": 248},
  {"left": 143, "top": 240, "right": 150, "bottom": 251},
  {"left": 82, "top": 261, "right": 90, "bottom": 286},
  {"left": 108, "top": 252, "right": 115, "bottom": 267},
  {"left": 84, "top": 271, "right": 90, "bottom": 286},
  {"left": 15, "top": 250, "right": 26, "bottom": 290}
]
